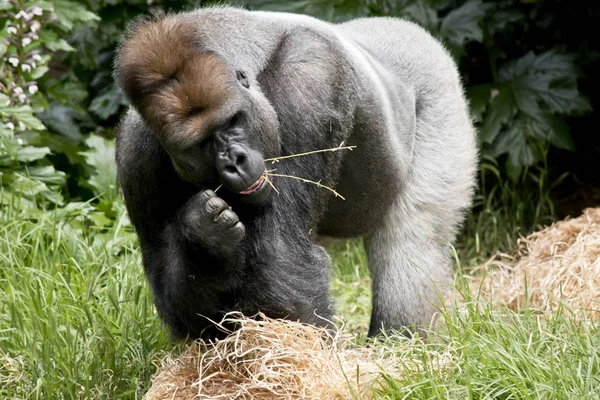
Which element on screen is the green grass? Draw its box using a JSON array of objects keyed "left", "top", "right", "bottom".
[
  {"left": 0, "top": 202, "right": 174, "bottom": 398},
  {"left": 1, "top": 183, "right": 598, "bottom": 399}
]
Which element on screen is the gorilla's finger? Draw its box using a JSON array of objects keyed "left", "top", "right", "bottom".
[
  {"left": 199, "top": 189, "right": 216, "bottom": 203},
  {"left": 214, "top": 209, "right": 240, "bottom": 228},
  {"left": 205, "top": 196, "right": 229, "bottom": 216},
  {"left": 231, "top": 221, "right": 245, "bottom": 238}
]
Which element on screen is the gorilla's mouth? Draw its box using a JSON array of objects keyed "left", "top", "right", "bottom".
[{"left": 239, "top": 174, "right": 266, "bottom": 195}]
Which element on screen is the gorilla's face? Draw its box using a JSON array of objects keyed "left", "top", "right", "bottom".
[
  {"left": 170, "top": 108, "right": 273, "bottom": 204},
  {"left": 117, "top": 21, "right": 280, "bottom": 203}
]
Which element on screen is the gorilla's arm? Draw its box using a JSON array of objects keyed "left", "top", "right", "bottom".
[
  {"left": 116, "top": 112, "right": 333, "bottom": 337},
  {"left": 116, "top": 112, "right": 246, "bottom": 338}
]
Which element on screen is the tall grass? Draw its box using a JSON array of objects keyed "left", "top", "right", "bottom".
[
  {"left": 0, "top": 201, "right": 173, "bottom": 399},
  {"left": 458, "top": 157, "right": 561, "bottom": 265},
  {"left": 2, "top": 163, "right": 598, "bottom": 399}
]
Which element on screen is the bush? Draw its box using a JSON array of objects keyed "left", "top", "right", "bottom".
[{"left": 1, "top": 0, "right": 97, "bottom": 208}]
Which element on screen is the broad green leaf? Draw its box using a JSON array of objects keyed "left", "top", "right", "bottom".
[
  {"left": 52, "top": 0, "right": 99, "bottom": 32},
  {"left": 88, "top": 85, "right": 126, "bottom": 120},
  {"left": 489, "top": 119, "right": 523, "bottom": 158},
  {"left": 486, "top": 8, "right": 525, "bottom": 35},
  {"left": 42, "top": 79, "right": 89, "bottom": 106},
  {"left": 37, "top": 30, "right": 76, "bottom": 52},
  {"left": 440, "top": 0, "right": 489, "bottom": 46},
  {"left": 467, "top": 84, "right": 493, "bottom": 122},
  {"left": 401, "top": 1, "right": 439, "bottom": 33},
  {"left": 529, "top": 114, "right": 575, "bottom": 151},
  {"left": 80, "top": 136, "right": 117, "bottom": 200},
  {"left": 11, "top": 174, "right": 50, "bottom": 197},
  {"left": 37, "top": 105, "right": 84, "bottom": 140},
  {"left": 479, "top": 86, "right": 516, "bottom": 144},
  {"left": 0, "top": 105, "right": 46, "bottom": 131},
  {"left": 30, "top": 66, "right": 49, "bottom": 80},
  {"left": 16, "top": 146, "right": 51, "bottom": 162},
  {"left": 28, "top": 165, "right": 67, "bottom": 186}
]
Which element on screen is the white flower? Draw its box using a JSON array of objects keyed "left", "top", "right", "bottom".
[
  {"left": 18, "top": 121, "right": 27, "bottom": 131},
  {"left": 30, "top": 21, "right": 41, "bottom": 33},
  {"left": 28, "top": 85, "right": 38, "bottom": 94},
  {"left": 13, "top": 86, "right": 23, "bottom": 95},
  {"left": 21, "top": 63, "right": 31, "bottom": 73},
  {"left": 8, "top": 57, "right": 19, "bottom": 67},
  {"left": 18, "top": 94, "right": 27, "bottom": 103},
  {"left": 7, "top": 122, "right": 15, "bottom": 131},
  {"left": 31, "top": 6, "right": 43, "bottom": 16},
  {"left": 17, "top": 138, "right": 24, "bottom": 145},
  {"left": 7, "top": 26, "right": 18, "bottom": 35},
  {"left": 15, "top": 11, "right": 32, "bottom": 21},
  {"left": 22, "top": 37, "right": 32, "bottom": 47},
  {"left": 32, "top": 54, "right": 42, "bottom": 62}
]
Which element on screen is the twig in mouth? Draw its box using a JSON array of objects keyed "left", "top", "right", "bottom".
[
  {"left": 262, "top": 174, "right": 280, "bottom": 194},
  {"left": 265, "top": 173, "right": 345, "bottom": 200},
  {"left": 264, "top": 143, "right": 356, "bottom": 164}
]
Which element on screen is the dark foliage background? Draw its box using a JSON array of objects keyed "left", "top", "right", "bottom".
[{"left": 2, "top": 0, "right": 598, "bottom": 220}]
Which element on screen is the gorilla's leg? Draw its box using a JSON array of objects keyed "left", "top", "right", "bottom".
[{"left": 365, "top": 198, "right": 455, "bottom": 337}]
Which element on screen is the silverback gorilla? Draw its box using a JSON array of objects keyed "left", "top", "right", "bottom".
[{"left": 114, "top": 7, "right": 477, "bottom": 339}]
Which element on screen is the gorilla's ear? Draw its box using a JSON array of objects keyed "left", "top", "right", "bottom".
[
  {"left": 114, "top": 15, "right": 197, "bottom": 108},
  {"left": 236, "top": 70, "right": 250, "bottom": 89}
]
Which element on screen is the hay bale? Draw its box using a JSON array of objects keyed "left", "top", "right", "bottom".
[
  {"left": 143, "top": 314, "right": 453, "bottom": 399},
  {"left": 468, "top": 207, "right": 600, "bottom": 319}
]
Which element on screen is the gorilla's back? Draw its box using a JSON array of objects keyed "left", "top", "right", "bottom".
[{"left": 187, "top": 8, "right": 477, "bottom": 238}]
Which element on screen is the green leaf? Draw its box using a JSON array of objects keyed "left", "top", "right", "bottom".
[
  {"left": 88, "top": 85, "right": 126, "bottom": 120},
  {"left": 0, "top": 104, "right": 46, "bottom": 131},
  {"left": 27, "top": 165, "right": 67, "bottom": 187},
  {"left": 42, "top": 79, "right": 89, "bottom": 107},
  {"left": 0, "top": 33, "right": 9, "bottom": 57},
  {"left": 401, "top": 1, "right": 439, "bottom": 33},
  {"left": 467, "top": 84, "right": 494, "bottom": 122},
  {"left": 47, "top": 39, "right": 75, "bottom": 52},
  {"left": 486, "top": 8, "right": 525, "bottom": 35},
  {"left": 37, "top": 105, "right": 84, "bottom": 141},
  {"left": 30, "top": 66, "right": 49, "bottom": 80},
  {"left": 541, "top": 78, "right": 593, "bottom": 115},
  {"left": 479, "top": 86, "right": 516, "bottom": 144},
  {"left": 38, "top": 31, "right": 76, "bottom": 52},
  {"left": 15, "top": 146, "right": 51, "bottom": 163},
  {"left": 80, "top": 136, "right": 117, "bottom": 200},
  {"left": 439, "top": 0, "right": 489, "bottom": 46},
  {"left": 52, "top": 0, "right": 99, "bottom": 32},
  {"left": 11, "top": 174, "right": 50, "bottom": 197}
]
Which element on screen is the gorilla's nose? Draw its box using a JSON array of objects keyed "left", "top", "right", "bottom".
[{"left": 216, "top": 144, "right": 264, "bottom": 191}]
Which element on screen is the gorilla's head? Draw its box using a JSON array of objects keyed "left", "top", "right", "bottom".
[{"left": 115, "top": 15, "right": 279, "bottom": 203}]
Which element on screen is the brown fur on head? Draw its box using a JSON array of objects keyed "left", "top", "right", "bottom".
[{"left": 115, "top": 14, "right": 236, "bottom": 150}]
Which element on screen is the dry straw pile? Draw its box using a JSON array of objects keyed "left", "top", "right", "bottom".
[
  {"left": 467, "top": 207, "right": 600, "bottom": 319},
  {"left": 143, "top": 314, "right": 454, "bottom": 399},
  {"left": 144, "top": 208, "right": 599, "bottom": 399}
]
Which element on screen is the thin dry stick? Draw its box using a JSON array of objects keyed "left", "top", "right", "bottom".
[
  {"left": 264, "top": 144, "right": 356, "bottom": 164},
  {"left": 262, "top": 175, "right": 280, "bottom": 194},
  {"left": 266, "top": 173, "right": 345, "bottom": 200}
]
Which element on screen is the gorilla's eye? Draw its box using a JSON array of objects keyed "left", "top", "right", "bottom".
[
  {"left": 236, "top": 70, "right": 250, "bottom": 89},
  {"left": 189, "top": 107, "right": 205, "bottom": 117}
]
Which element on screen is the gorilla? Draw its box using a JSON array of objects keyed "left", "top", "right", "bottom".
[{"left": 114, "top": 7, "right": 477, "bottom": 339}]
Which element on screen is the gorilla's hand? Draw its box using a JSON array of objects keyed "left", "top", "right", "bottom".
[{"left": 179, "top": 189, "right": 245, "bottom": 257}]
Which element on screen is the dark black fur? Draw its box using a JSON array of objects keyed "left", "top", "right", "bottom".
[{"left": 115, "top": 23, "right": 355, "bottom": 339}]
